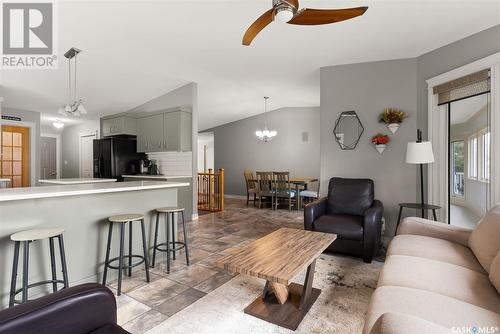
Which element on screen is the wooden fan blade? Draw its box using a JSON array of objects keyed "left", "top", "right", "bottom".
[
  {"left": 242, "top": 9, "right": 275, "bottom": 46},
  {"left": 288, "top": 7, "right": 368, "bottom": 25}
]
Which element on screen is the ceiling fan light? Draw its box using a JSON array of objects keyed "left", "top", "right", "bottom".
[{"left": 275, "top": 6, "right": 294, "bottom": 22}]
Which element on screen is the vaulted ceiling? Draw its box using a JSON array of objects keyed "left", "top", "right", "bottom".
[{"left": 1, "top": 0, "right": 499, "bottom": 130}]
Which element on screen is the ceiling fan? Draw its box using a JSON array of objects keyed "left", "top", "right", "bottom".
[{"left": 242, "top": 0, "right": 368, "bottom": 46}]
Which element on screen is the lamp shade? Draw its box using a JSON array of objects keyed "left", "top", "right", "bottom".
[{"left": 406, "top": 141, "right": 435, "bottom": 164}]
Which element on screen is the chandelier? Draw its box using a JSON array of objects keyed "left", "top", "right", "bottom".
[
  {"left": 255, "top": 96, "right": 277, "bottom": 142},
  {"left": 58, "top": 47, "right": 87, "bottom": 116}
]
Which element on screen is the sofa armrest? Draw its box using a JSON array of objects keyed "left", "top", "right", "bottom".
[
  {"left": 0, "top": 283, "right": 120, "bottom": 334},
  {"left": 304, "top": 197, "right": 327, "bottom": 230},
  {"left": 397, "top": 217, "right": 473, "bottom": 247},
  {"left": 363, "top": 200, "right": 384, "bottom": 262},
  {"left": 369, "top": 312, "right": 450, "bottom": 334}
]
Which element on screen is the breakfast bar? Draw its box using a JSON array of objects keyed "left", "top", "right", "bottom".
[{"left": 0, "top": 180, "right": 189, "bottom": 307}]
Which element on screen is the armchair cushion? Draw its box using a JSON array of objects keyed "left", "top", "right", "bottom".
[
  {"left": 469, "top": 204, "right": 500, "bottom": 273},
  {"left": 397, "top": 216, "right": 472, "bottom": 247},
  {"left": 313, "top": 214, "right": 364, "bottom": 241},
  {"left": 369, "top": 312, "right": 450, "bottom": 334},
  {"left": 489, "top": 251, "right": 500, "bottom": 295},
  {"left": 304, "top": 197, "right": 327, "bottom": 231},
  {"left": 327, "top": 177, "right": 374, "bottom": 216}
]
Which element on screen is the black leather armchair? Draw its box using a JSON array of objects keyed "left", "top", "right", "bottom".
[
  {"left": 0, "top": 283, "right": 129, "bottom": 334},
  {"left": 304, "top": 177, "right": 383, "bottom": 263}
]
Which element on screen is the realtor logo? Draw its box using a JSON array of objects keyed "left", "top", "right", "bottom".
[{"left": 1, "top": 0, "right": 58, "bottom": 69}]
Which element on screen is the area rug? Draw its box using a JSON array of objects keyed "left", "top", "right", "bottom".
[{"left": 145, "top": 253, "right": 382, "bottom": 334}]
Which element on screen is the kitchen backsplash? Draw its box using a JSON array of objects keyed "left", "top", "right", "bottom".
[{"left": 146, "top": 152, "right": 193, "bottom": 176}]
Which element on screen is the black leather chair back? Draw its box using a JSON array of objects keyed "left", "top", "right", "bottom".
[{"left": 327, "top": 177, "right": 374, "bottom": 216}]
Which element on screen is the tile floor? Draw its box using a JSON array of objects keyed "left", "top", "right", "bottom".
[{"left": 110, "top": 198, "right": 305, "bottom": 333}]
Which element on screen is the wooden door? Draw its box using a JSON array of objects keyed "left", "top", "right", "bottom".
[{"left": 1, "top": 125, "right": 30, "bottom": 187}]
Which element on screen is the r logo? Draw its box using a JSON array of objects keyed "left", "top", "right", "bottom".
[{"left": 2, "top": 2, "right": 53, "bottom": 54}]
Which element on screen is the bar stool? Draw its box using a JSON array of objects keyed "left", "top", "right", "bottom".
[
  {"left": 151, "top": 207, "right": 189, "bottom": 273},
  {"left": 9, "top": 227, "right": 69, "bottom": 307},
  {"left": 102, "top": 214, "right": 150, "bottom": 296}
]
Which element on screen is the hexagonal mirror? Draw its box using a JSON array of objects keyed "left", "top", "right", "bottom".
[{"left": 333, "top": 111, "right": 364, "bottom": 150}]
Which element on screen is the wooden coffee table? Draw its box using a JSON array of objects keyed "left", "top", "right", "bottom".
[{"left": 218, "top": 228, "right": 336, "bottom": 330}]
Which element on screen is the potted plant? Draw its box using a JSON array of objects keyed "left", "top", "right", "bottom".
[
  {"left": 379, "top": 108, "right": 408, "bottom": 134},
  {"left": 371, "top": 134, "right": 390, "bottom": 154}
]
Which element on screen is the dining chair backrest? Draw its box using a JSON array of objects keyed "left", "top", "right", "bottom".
[
  {"left": 273, "top": 172, "right": 291, "bottom": 195},
  {"left": 256, "top": 172, "right": 273, "bottom": 192},
  {"left": 243, "top": 170, "right": 257, "bottom": 191}
]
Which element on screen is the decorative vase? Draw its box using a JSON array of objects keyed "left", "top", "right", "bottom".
[
  {"left": 375, "top": 144, "right": 387, "bottom": 154},
  {"left": 387, "top": 123, "right": 400, "bottom": 134}
]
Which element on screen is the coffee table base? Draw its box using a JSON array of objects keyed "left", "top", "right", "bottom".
[{"left": 244, "top": 282, "right": 321, "bottom": 330}]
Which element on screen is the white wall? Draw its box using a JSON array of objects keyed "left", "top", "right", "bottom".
[
  {"left": 197, "top": 132, "right": 214, "bottom": 172},
  {"left": 61, "top": 119, "right": 100, "bottom": 178}
]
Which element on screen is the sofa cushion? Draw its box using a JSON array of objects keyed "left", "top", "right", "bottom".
[
  {"left": 469, "top": 204, "right": 500, "bottom": 273},
  {"left": 327, "top": 177, "right": 374, "bottom": 216},
  {"left": 369, "top": 312, "right": 450, "bottom": 334},
  {"left": 313, "top": 214, "right": 363, "bottom": 241},
  {"left": 387, "top": 234, "right": 485, "bottom": 273},
  {"left": 378, "top": 255, "right": 499, "bottom": 313},
  {"left": 489, "top": 251, "right": 500, "bottom": 295},
  {"left": 362, "top": 286, "right": 500, "bottom": 334}
]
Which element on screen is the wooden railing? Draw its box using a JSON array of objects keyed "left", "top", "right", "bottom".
[{"left": 198, "top": 168, "right": 224, "bottom": 212}]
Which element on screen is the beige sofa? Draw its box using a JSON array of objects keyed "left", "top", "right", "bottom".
[{"left": 363, "top": 205, "right": 500, "bottom": 333}]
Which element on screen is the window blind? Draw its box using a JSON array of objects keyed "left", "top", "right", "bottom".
[{"left": 433, "top": 69, "right": 490, "bottom": 105}]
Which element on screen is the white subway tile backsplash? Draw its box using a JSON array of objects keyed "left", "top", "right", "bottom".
[{"left": 147, "top": 152, "right": 192, "bottom": 176}]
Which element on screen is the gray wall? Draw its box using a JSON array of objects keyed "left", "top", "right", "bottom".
[
  {"left": 320, "top": 59, "right": 418, "bottom": 236},
  {"left": 1, "top": 107, "right": 41, "bottom": 185},
  {"left": 61, "top": 119, "right": 100, "bottom": 178},
  {"left": 207, "top": 107, "right": 320, "bottom": 196}
]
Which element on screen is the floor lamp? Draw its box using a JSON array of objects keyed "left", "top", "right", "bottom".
[{"left": 406, "top": 129, "right": 435, "bottom": 217}]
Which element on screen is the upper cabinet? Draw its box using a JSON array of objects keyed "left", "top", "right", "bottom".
[
  {"left": 136, "top": 109, "right": 192, "bottom": 153},
  {"left": 102, "top": 116, "right": 137, "bottom": 137}
]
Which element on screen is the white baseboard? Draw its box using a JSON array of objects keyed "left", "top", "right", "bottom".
[{"left": 192, "top": 213, "right": 199, "bottom": 220}]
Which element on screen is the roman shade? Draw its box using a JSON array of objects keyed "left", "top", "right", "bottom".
[{"left": 433, "top": 69, "right": 490, "bottom": 105}]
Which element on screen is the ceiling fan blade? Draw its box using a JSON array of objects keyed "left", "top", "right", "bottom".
[
  {"left": 242, "top": 9, "right": 275, "bottom": 46},
  {"left": 288, "top": 7, "right": 368, "bottom": 25}
]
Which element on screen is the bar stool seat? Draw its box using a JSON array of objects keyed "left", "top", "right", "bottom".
[
  {"left": 156, "top": 207, "right": 185, "bottom": 213},
  {"left": 9, "top": 227, "right": 69, "bottom": 307},
  {"left": 151, "top": 207, "right": 189, "bottom": 273},
  {"left": 11, "top": 227, "right": 65, "bottom": 241},
  {"left": 102, "top": 213, "right": 150, "bottom": 296},
  {"left": 108, "top": 214, "right": 144, "bottom": 223}
]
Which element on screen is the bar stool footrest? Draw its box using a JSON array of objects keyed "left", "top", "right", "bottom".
[
  {"left": 106, "top": 255, "right": 146, "bottom": 270},
  {"left": 153, "top": 241, "right": 186, "bottom": 253},
  {"left": 12, "top": 279, "right": 67, "bottom": 302}
]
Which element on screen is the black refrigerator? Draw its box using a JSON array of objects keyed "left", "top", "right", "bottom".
[{"left": 93, "top": 136, "right": 145, "bottom": 181}]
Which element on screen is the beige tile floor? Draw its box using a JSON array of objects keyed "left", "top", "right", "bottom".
[{"left": 111, "top": 198, "right": 304, "bottom": 333}]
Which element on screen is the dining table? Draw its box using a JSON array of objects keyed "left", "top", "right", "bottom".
[{"left": 251, "top": 176, "right": 319, "bottom": 210}]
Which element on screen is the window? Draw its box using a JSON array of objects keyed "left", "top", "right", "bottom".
[
  {"left": 479, "top": 129, "right": 491, "bottom": 182},
  {"left": 451, "top": 141, "right": 464, "bottom": 197},
  {"left": 468, "top": 135, "right": 477, "bottom": 179}
]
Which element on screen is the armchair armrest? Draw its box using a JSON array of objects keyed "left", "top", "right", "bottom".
[
  {"left": 397, "top": 217, "right": 472, "bottom": 247},
  {"left": 369, "top": 312, "right": 450, "bottom": 334},
  {"left": 0, "top": 283, "right": 119, "bottom": 334},
  {"left": 304, "top": 197, "right": 327, "bottom": 230},
  {"left": 363, "top": 200, "right": 384, "bottom": 262}
]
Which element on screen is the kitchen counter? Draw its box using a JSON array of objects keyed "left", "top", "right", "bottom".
[
  {"left": 122, "top": 174, "right": 193, "bottom": 180},
  {"left": 0, "top": 180, "right": 189, "bottom": 202},
  {"left": 39, "top": 178, "right": 117, "bottom": 185},
  {"left": 0, "top": 180, "right": 190, "bottom": 308}
]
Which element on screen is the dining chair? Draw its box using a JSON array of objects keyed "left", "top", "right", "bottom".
[
  {"left": 243, "top": 170, "right": 258, "bottom": 206},
  {"left": 256, "top": 172, "right": 274, "bottom": 209},
  {"left": 273, "top": 172, "right": 296, "bottom": 211},
  {"left": 299, "top": 180, "right": 320, "bottom": 208}
]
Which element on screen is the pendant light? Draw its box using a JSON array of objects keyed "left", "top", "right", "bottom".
[
  {"left": 255, "top": 96, "right": 277, "bottom": 142},
  {"left": 58, "top": 47, "right": 87, "bottom": 117}
]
